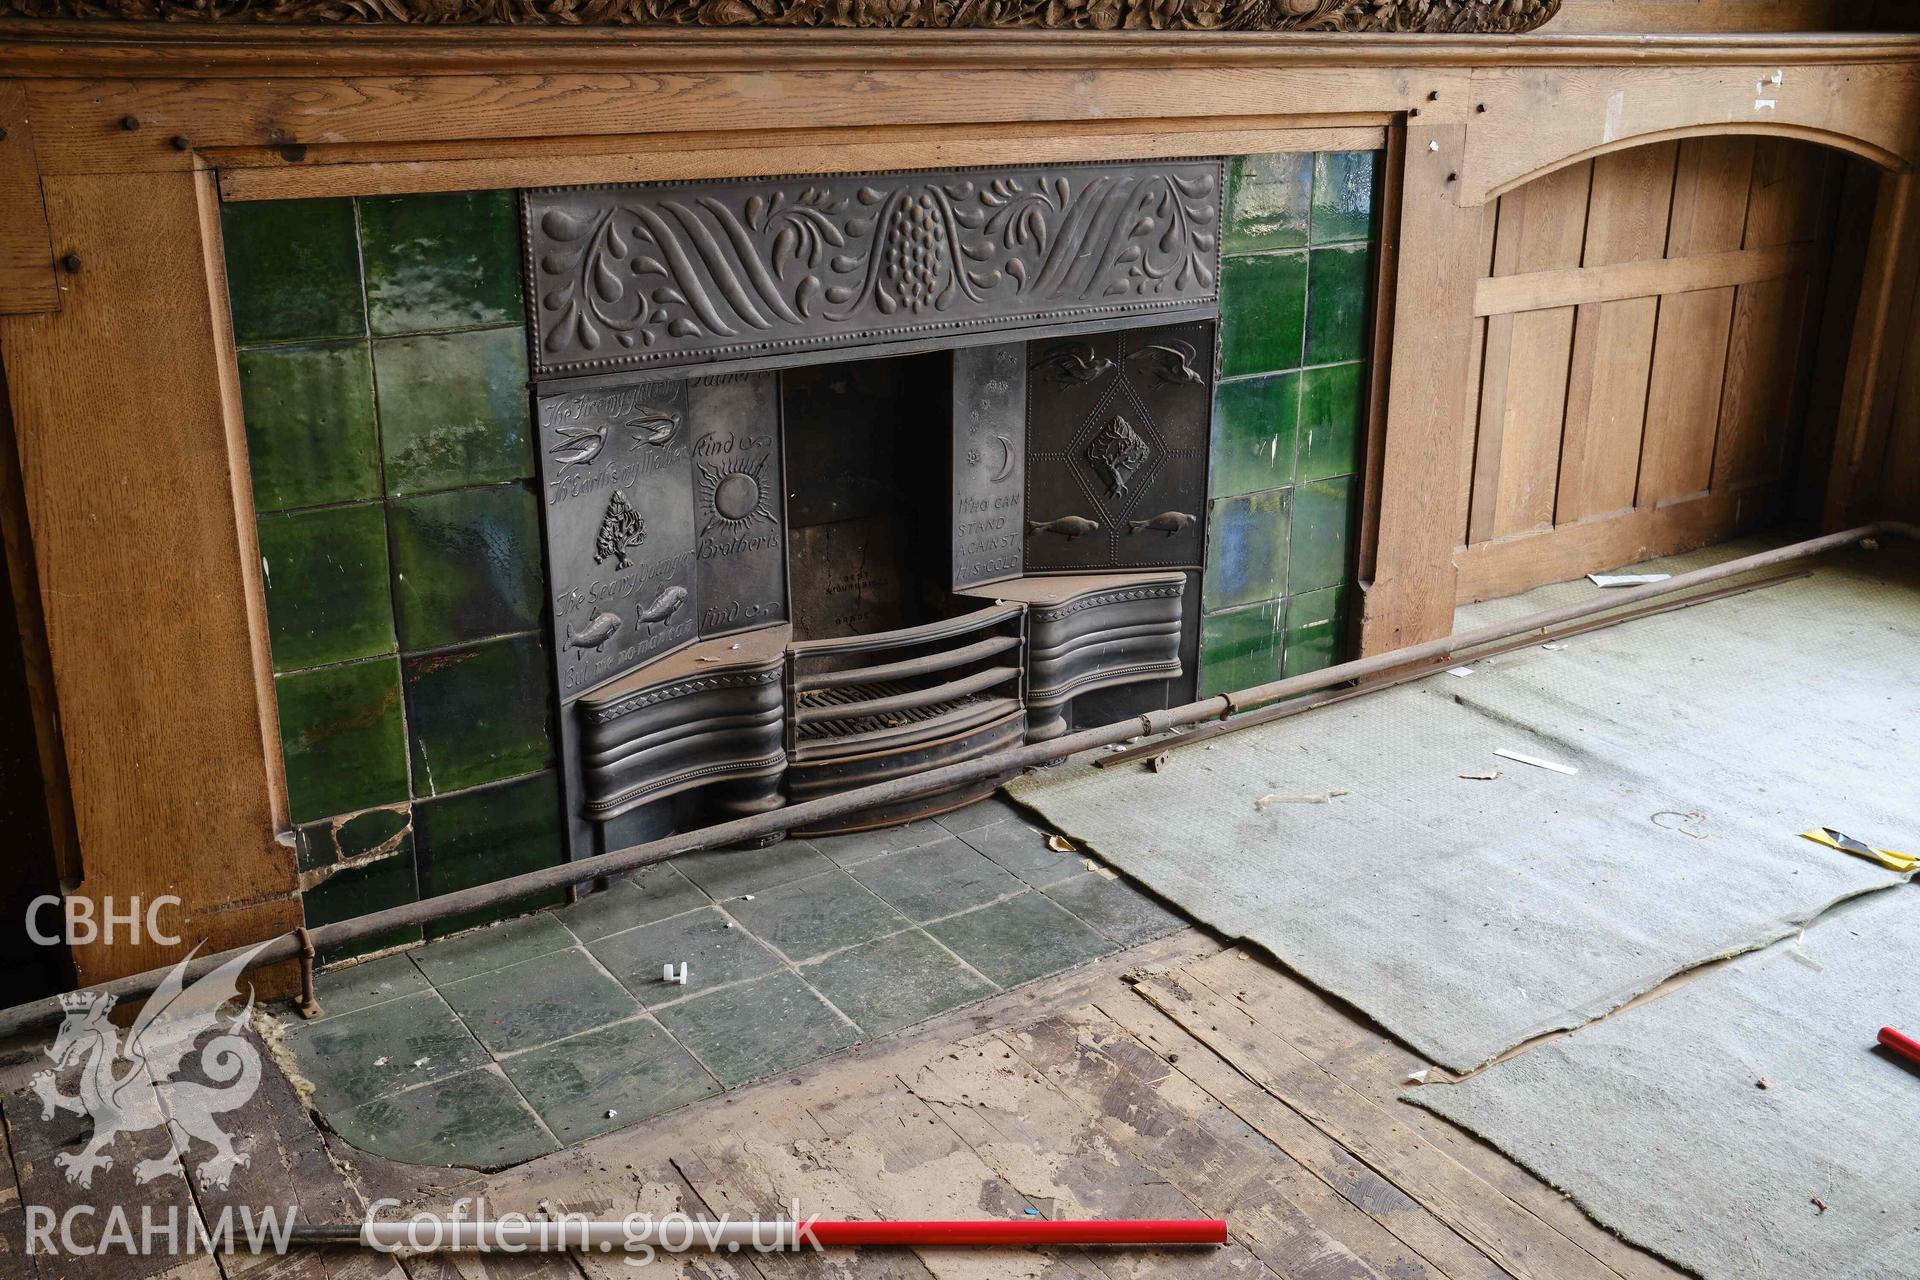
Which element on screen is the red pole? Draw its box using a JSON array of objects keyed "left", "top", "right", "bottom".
[
  {"left": 803, "top": 1220, "right": 1228, "bottom": 1247},
  {"left": 1879, "top": 1026, "right": 1920, "bottom": 1068}
]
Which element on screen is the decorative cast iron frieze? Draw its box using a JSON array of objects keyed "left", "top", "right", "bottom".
[
  {"left": 4, "top": 0, "right": 1558, "bottom": 31},
  {"left": 524, "top": 160, "right": 1221, "bottom": 377}
]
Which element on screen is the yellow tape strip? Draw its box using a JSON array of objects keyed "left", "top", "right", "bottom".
[{"left": 1798, "top": 829, "right": 1917, "bottom": 873}]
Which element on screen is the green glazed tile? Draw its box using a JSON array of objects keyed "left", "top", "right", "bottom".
[
  {"left": 671, "top": 840, "right": 833, "bottom": 899},
  {"left": 258, "top": 503, "right": 396, "bottom": 672},
  {"left": 388, "top": 484, "right": 543, "bottom": 649},
  {"left": 1202, "top": 489, "right": 1290, "bottom": 612},
  {"left": 588, "top": 906, "right": 779, "bottom": 1003},
  {"left": 414, "top": 771, "right": 565, "bottom": 936},
  {"left": 550, "top": 863, "right": 708, "bottom": 943},
  {"left": 1312, "top": 150, "right": 1380, "bottom": 245},
  {"left": 925, "top": 891, "right": 1113, "bottom": 989},
  {"left": 1289, "top": 475, "right": 1356, "bottom": 596},
  {"left": 221, "top": 198, "right": 365, "bottom": 347},
  {"left": 329, "top": 1066, "right": 557, "bottom": 1169},
  {"left": 1220, "top": 251, "right": 1308, "bottom": 378},
  {"left": 1284, "top": 585, "right": 1349, "bottom": 678},
  {"left": 296, "top": 802, "right": 411, "bottom": 873},
  {"left": 1199, "top": 600, "right": 1282, "bottom": 698},
  {"left": 285, "top": 988, "right": 484, "bottom": 1112},
  {"left": 276, "top": 656, "right": 408, "bottom": 825},
  {"left": 1225, "top": 152, "right": 1312, "bottom": 256},
  {"left": 1306, "top": 245, "right": 1372, "bottom": 367},
  {"left": 374, "top": 328, "right": 533, "bottom": 496},
  {"left": 309, "top": 952, "right": 429, "bottom": 1022},
  {"left": 404, "top": 633, "right": 552, "bottom": 797},
  {"left": 849, "top": 836, "right": 1025, "bottom": 924},
  {"left": 238, "top": 342, "right": 380, "bottom": 512},
  {"left": 808, "top": 819, "right": 951, "bottom": 869},
  {"left": 956, "top": 818, "right": 1082, "bottom": 887},
  {"left": 499, "top": 1016, "right": 719, "bottom": 1144},
  {"left": 439, "top": 946, "right": 641, "bottom": 1055},
  {"left": 651, "top": 971, "right": 857, "bottom": 1088},
  {"left": 1297, "top": 362, "right": 1365, "bottom": 483},
  {"left": 801, "top": 929, "right": 998, "bottom": 1038},
  {"left": 725, "top": 870, "right": 910, "bottom": 962},
  {"left": 359, "top": 191, "right": 524, "bottom": 336},
  {"left": 301, "top": 849, "right": 420, "bottom": 962},
  {"left": 1210, "top": 372, "right": 1299, "bottom": 499},
  {"left": 1042, "top": 872, "right": 1188, "bottom": 947},
  {"left": 413, "top": 912, "right": 575, "bottom": 986}
]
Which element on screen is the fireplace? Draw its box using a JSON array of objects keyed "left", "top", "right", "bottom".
[{"left": 528, "top": 161, "right": 1223, "bottom": 853}]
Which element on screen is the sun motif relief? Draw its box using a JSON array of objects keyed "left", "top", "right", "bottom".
[{"left": 698, "top": 455, "right": 775, "bottom": 539}]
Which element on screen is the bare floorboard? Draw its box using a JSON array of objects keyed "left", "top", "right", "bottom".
[{"left": 0, "top": 930, "right": 1682, "bottom": 1280}]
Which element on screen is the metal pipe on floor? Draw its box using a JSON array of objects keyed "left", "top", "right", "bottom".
[{"left": 0, "top": 522, "right": 1903, "bottom": 1040}]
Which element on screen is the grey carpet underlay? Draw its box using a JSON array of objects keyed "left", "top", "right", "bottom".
[
  {"left": 1008, "top": 549, "right": 1919, "bottom": 1071},
  {"left": 1412, "top": 886, "right": 1920, "bottom": 1280}
]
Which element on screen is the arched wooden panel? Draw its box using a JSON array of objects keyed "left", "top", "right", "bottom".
[{"left": 1455, "top": 135, "right": 1848, "bottom": 600}]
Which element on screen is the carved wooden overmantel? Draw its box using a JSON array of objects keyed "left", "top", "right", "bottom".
[{"left": 1, "top": 0, "right": 1560, "bottom": 32}]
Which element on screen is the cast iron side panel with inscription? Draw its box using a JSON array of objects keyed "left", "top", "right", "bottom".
[
  {"left": 538, "top": 377, "right": 698, "bottom": 703},
  {"left": 689, "top": 372, "right": 787, "bottom": 637},
  {"left": 1024, "top": 320, "right": 1212, "bottom": 572},
  {"left": 524, "top": 160, "right": 1221, "bottom": 378},
  {"left": 952, "top": 343, "right": 1026, "bottom": 590}
]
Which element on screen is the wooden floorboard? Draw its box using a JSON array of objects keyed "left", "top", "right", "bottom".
[{"left": 0, "top": 928, "right": 1678, "bottom": 1280}]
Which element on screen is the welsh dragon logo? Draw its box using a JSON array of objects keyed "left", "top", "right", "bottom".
[{"left": 33, "top": 942, "right": 272, "bottom": 1190}]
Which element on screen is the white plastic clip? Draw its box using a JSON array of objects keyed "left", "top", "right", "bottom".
[{"left": 663, "top": 961, "right": 689, "bottom": 986}]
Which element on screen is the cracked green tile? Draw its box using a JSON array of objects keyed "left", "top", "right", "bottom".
[
  {"left": 404, "top": 633, "right": 552, "bottom": 797},
  {"left": 671, "top": 839, "right": 833, "bottom": 899},
  {"left": 1312, "top": 150, "right": 1380, "bottom": 245},
  {"left": 1225, "top": 152, "right": 1312, "bottom": 256},
  {"left": 358, "top": 190, "right": 524, "bottom": 336},
  {"left": 414, "top": 771, "right": 565, "bottom": 936},
  {"left": 296, "top": 803, "right": 411, "bottom": 873},
  {"left": 652, "top": 971, "right": 857, "bottom": 1088},
  {"left": 1220, "top": 251, "right": 1307, "bottom": 378},
  {"left": 1202, "top": 489, "right": 1290, "bottom": 612},
  {"left": 1306, "top": 244, "right": 1372, "bottom": 366},
  {"left": 550, "top": 863, "right": 709, "bottom": 943},
  {"left": 329, "top": 1066, "right": 556, "bottom": 1169},
  {"left": 1289, "top": 475, "right": 1355, "bottom": 596},
  {"left": 374, "top": 328, "right": 532, "bottom": 496},
  {"left": 956, "top": 818, "right": 1082, "bottom": 887},
  {"left": 848, "top": 836, "right": 1025, "bottom": 923},
  {"left": 238, "top": 342, "right": 380, "bottom": 512},
  {"left": 1284, "top": 584, "right": 1349, "bottom": 678},
  {"left": 1210, "top": 372, "right": 1298, "bottom": 499},
  {"left": 925, "top": 891, "right": 1113, "bottom": 988},
  {"left": 412, "top": 912, "right": 575, "bottom": 986},
  {"left": 276, "top": 656, "right": 408, "bottom": 824},
  {"left": 1199, "top": 600, "right": 1282, "bottom": 698},
  {"left": 388, "top": 483, "right": 543, "bottom": 649},
  {"left": 284, "top": 988, "right": 485, "bottom": 1112},
  {"left": 1043, "top": 872, "right": 1188, "bottom": 947},
  {"left": 587, "top": 906, "right": 778, "bottom": 1002},
  {"left": 258, "top": 502, "right": 395, "bottom": 672},
  {"left": 725, "top": 870, "right": 910, "bottom": 962},
  {"left": 221, "top": 197, "right": 365, "bottom": 346},
  {"left": 1297, "top": 361, "right": 1365, "bottom": 483},
  {"left": 500, "top": 1017, "right": 719, "bottom": 1144},
  {"left": 439, "top": 946, "right": 641, "bottom": 1055},
  {"left": 801, "top": 929, "right": 997, "bottom": 1038},
  {"left": 309, "top": 952, "right": 430, "bottom": 1022},
  {"left": 301, "top": 848, "right": 419, "bottom": 962}
]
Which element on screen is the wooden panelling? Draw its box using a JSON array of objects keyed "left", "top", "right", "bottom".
[
  {"left": 0, "top": 168, "right": 300, "bottom": 983},
  {"left": 0, "top": 81, "right": 55, "bottom": 314},
  {"left": 1471, "top": 161, "right": 1591, "bottom": 543},
  {"left": 1547, "top": 1, "right": 1861, "bottom": 33},
  {"left": 1459, "top": 134, "right": 1841, "bottom": 602}
]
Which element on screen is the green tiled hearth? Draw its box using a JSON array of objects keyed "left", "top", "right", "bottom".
[
  {"left": 283, "top": 794, "right": 1192, "bottom": 1170},
  {"left": 1202, "top": 149, "right": 1378, "bottom": 693},
  {"left": 224, "top": 187, "right": 557, "bottom": 959}
]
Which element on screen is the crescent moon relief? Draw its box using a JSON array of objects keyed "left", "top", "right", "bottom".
[{"left": 989, "top": 434, "right": 1016, "bottom": 483}]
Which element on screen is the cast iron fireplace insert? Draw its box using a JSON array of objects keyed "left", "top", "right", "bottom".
[{"left": 524, "top": 159, "right": 1223, "bottom": 858}]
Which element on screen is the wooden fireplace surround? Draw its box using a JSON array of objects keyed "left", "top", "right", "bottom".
[{"left": 2, "top": 22, "right": 1918, "bottom": 984}]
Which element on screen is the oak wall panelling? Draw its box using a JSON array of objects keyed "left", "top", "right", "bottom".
[{"left": 2, "top": 25, "right": 1919, "bottom": 978}]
